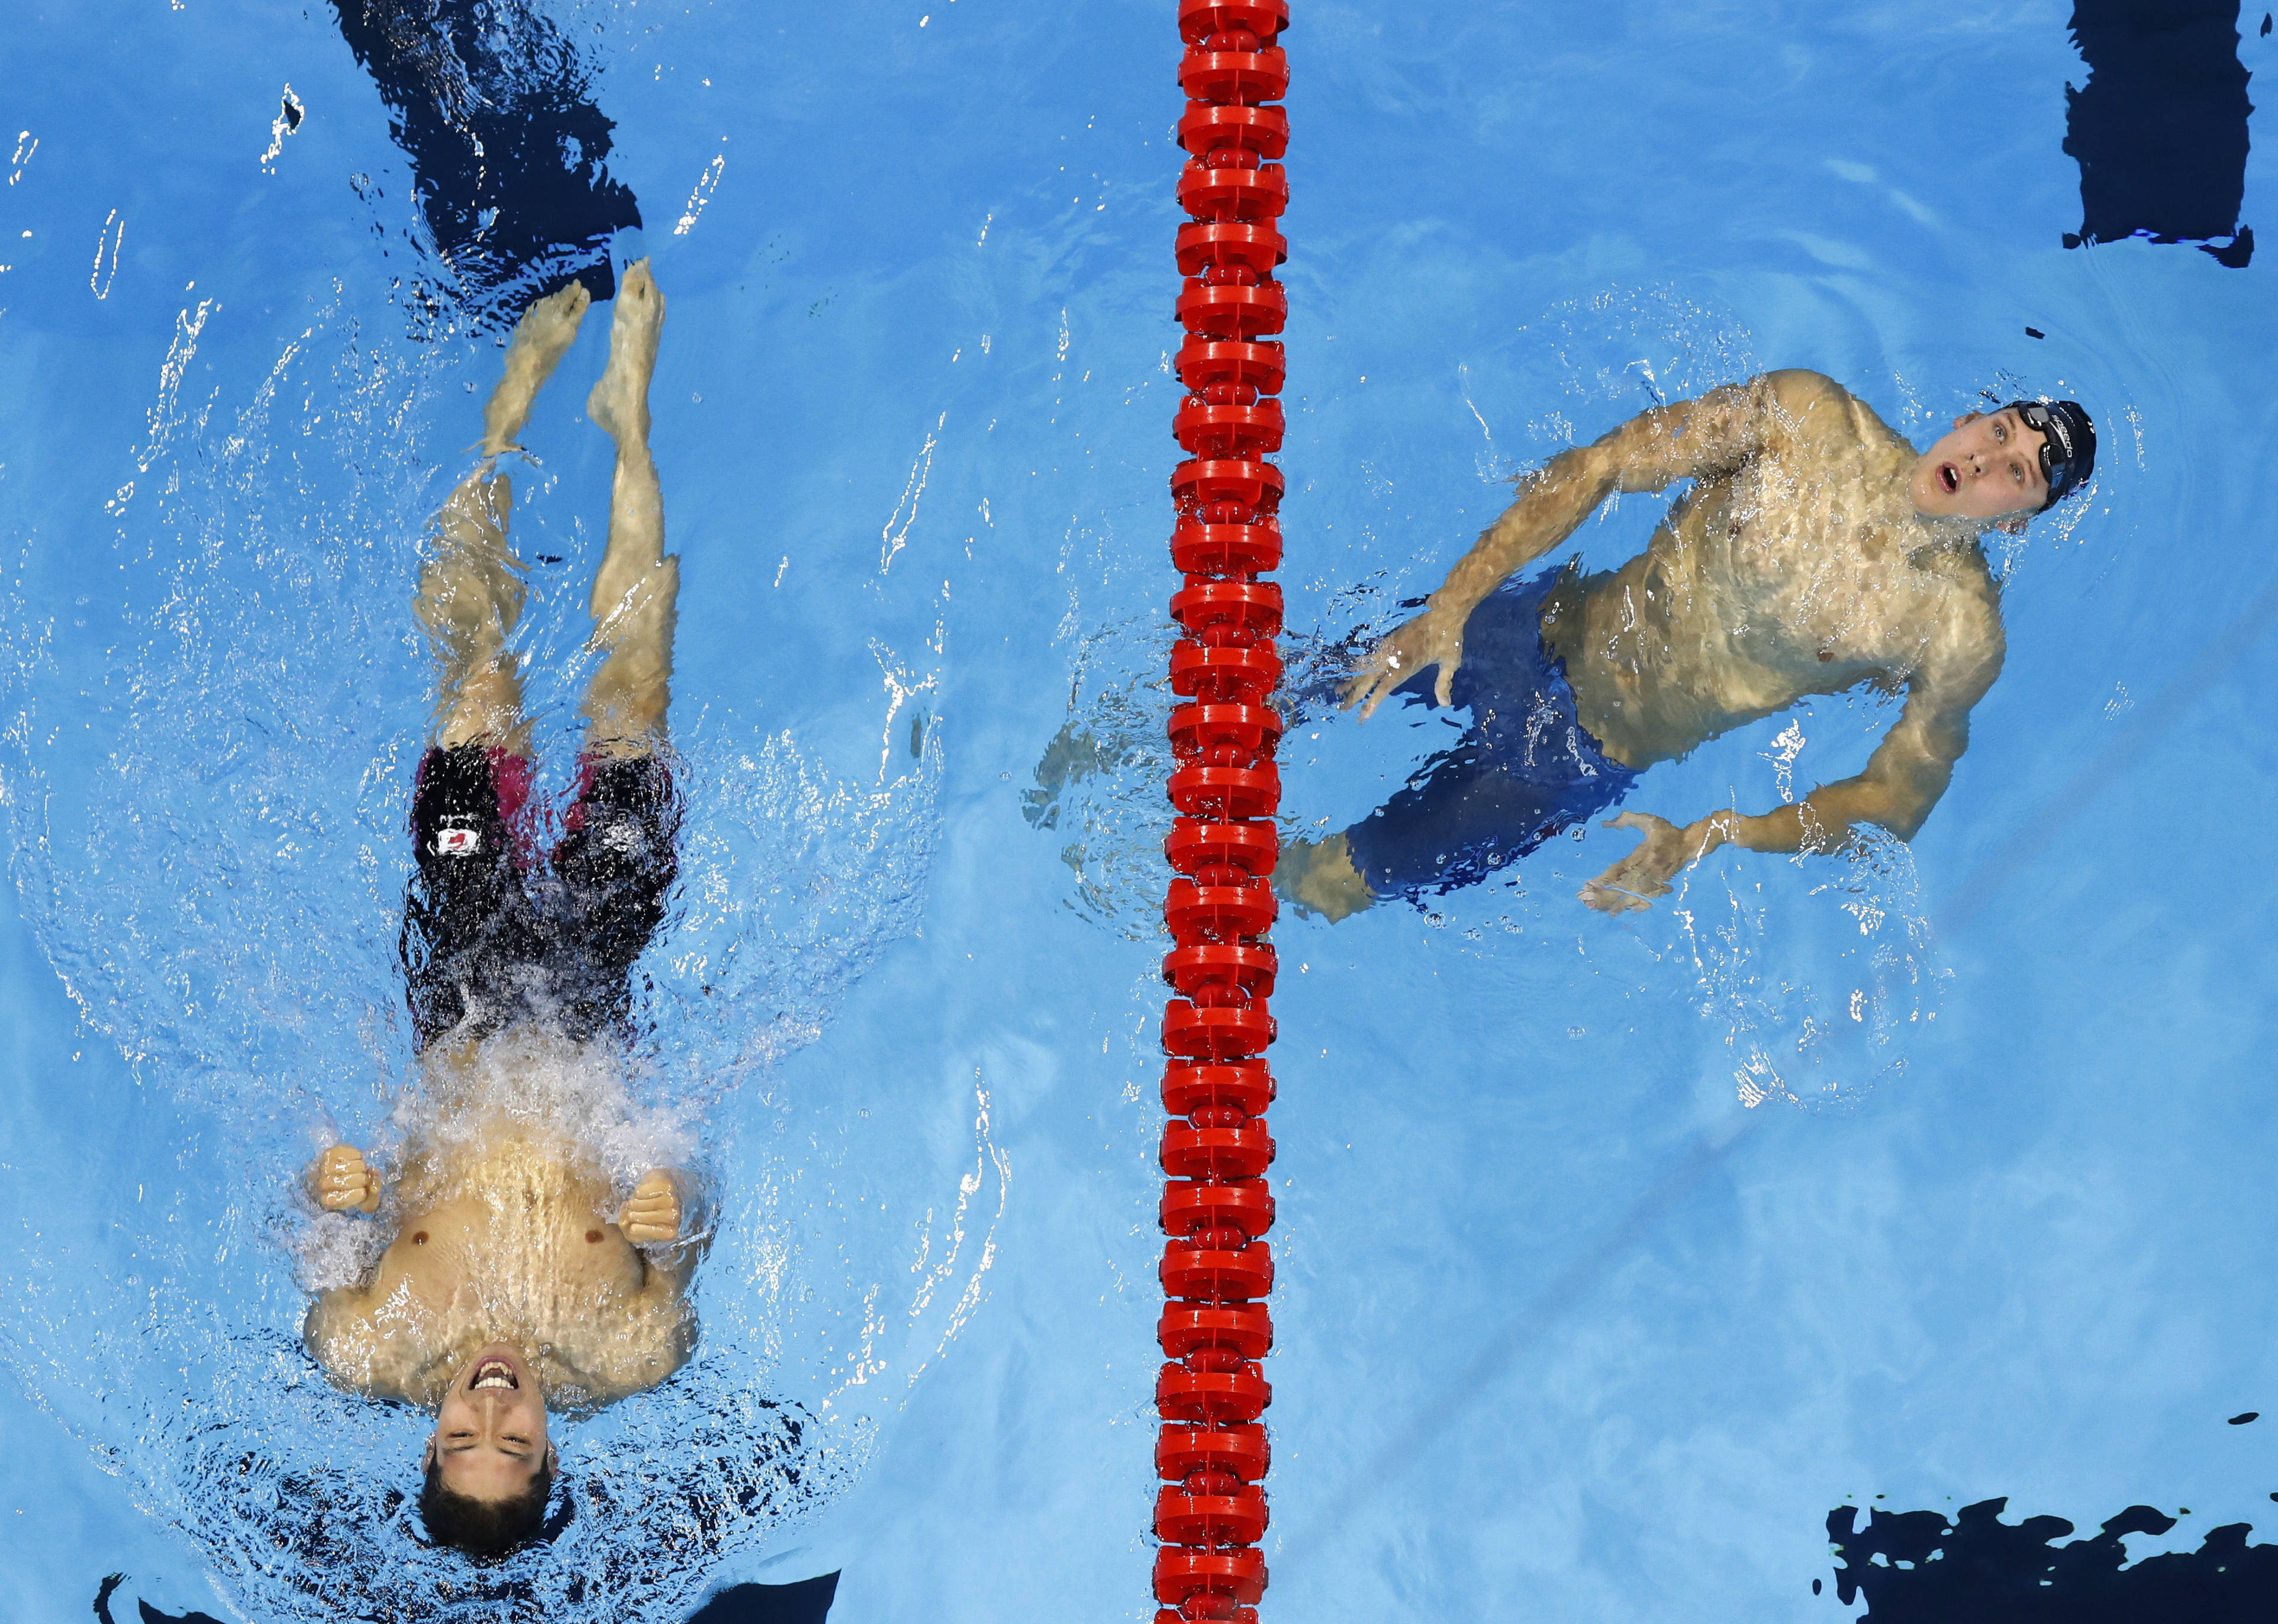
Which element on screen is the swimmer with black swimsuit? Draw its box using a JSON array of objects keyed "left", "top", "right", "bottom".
[
  {"left": 1278, "top": 371, "right": 2095, "bottom": 920},
  {"left": 298, "top": 263, "right": 693, "bottom": 1558}
]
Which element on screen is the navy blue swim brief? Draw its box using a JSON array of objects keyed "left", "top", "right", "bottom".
[{"left": 1343, "top": 565, "right": 1639, "bottom": 897}]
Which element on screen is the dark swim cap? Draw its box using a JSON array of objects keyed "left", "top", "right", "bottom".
[{"left": 2006, "top": 399, "right": 2095, "bottom": 511}]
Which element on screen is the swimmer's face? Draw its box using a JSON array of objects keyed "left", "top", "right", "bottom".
[
  {"left": 425, "top": 1342, "right": 553, "bottom": 1501},
  {"left": 1911, "top": 407, "right": 2050, "bottom": 523}
]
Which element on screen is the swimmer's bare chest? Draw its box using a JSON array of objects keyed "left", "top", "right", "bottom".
[
  {"left": 375, "top": 1191, "right": 650, "bottom": 1313},
  {"left": 1542, "top": 439, "right": 1987, "bottom": 767},
  {"left": 328, "top": 1187, "right": 656, "bottom": 1399}
]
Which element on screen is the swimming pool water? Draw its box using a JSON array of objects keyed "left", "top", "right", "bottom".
[{"left": 3, "top": 1, "right": 2276, "bottom": 1620}]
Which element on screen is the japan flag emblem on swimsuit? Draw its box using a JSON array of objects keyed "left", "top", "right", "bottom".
[{"left": 434, "top": 825, "right": 482, "bottom": 857}]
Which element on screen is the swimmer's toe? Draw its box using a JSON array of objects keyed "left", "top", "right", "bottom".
[{"left": 534, "top": 278, "right": 591, "bottom": 323}]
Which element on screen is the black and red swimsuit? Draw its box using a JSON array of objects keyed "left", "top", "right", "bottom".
[{"left": 399, "top": 744, "right": 679, "bottom": 1051}]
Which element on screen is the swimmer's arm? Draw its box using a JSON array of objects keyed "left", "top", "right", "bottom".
[
  {"left": 1349, "top": 377, "right": 1780, "bottom": 717},
  {"left": 634, "top": 1240, "right": 703, "bottom": 1301},
  {"left": 1700, "top": 654, "right": 1999, "bottom": 857},
  {"left": 592, "top": 1225, "right": 704, "bottom": 1400},
  {"left": 1581, "top": 641, "right": 2000, "bottom": 911},
  {"left": 1428, "top": 376, "right": 1777, "bottom": 618}
]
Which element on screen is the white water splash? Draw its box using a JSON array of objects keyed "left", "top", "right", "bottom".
[
  {"left": 88, "top": 208, "right": 125, "bottom": 299},
  {"left": 260, "top": 85, "right": 304, "bottom": 171},
  {"left": 879, "top": 414, "right": 943, "bottom": 575},
  {"left": 672, "top": 154, "right": 726, "bottom": 236}
]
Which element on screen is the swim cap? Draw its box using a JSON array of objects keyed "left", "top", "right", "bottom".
[{"left": 2006, "top": 399, "right": 2095, "bottom": 511}]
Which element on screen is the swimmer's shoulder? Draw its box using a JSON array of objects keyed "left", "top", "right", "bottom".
[
  {"left": 1759, "top": 367, "right": 1844, "bottom": 402},
  {"left": 1754, "top": 369, "right": 1865, "bottom": 438},
  {"left": 304, "top": 1265, "right": 469, "bottom": 1405},
  {"left": 524, "top": 1260, "right": 699, "bottom": 1409},
  {"left": 1932, "top": 541, "right": 2004, "bottom": 629},
  {"left": 603, "top": 1275, "right": 702, "bottom": 1397},
  {"left": 302, "top": 1282, "right": 400, "bottom": 1397},
  {"left": 1748, "top": 371, "right": 1927, "bottom": 482},
  {"left": 303, "top": 1282, "right": 367, "bottom": 1348}
]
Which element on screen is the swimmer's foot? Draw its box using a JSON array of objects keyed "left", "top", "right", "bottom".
[
  {"left": 588, "top": 259, "right": 664, "bottom": 447},
  {"left": 1273, "top": 832, "right": 1375, "bottom": 923},
  {"left": 481, "top": 280, "right": 592, "bottom": 457}
]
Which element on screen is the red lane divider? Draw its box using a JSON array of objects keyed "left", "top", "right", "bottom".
[{"left": 1155, "top": 1, "right": 1290, "bottom": 1619}]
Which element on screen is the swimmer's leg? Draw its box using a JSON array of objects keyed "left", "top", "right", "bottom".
[
  {"left": 579, "top": 258, "right": 677, "bottom": 760},
  {"left": 481, "top": 281, "right": 592, "bottom": 460},
  {"left": 1278, "top": 751, "right": 1636, "bottom": 923},
  {"left": 1274, "top": 833, "right": 1377, "bottom": 923},
  {"left": 1277, "top": 566, "right": 1620, "bottom": 922},
  {"left": 417, "top": 473, "right": 529, "bottom": 752},
  {"left": 416, "top": 282, "right": 592, "bottom": 751}
]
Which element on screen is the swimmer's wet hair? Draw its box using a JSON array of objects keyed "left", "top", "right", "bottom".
[{"left": 420, "top": 1455, "right": 556, "bottom": 1562}]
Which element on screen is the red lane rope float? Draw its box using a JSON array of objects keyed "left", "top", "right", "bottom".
[{"left": 1155, "top": 2, "right": 1290, "bottom": 1620}]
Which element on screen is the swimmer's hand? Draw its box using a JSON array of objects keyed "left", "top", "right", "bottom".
[
  {"left": 1342, "top": 604, "right": 1464, "bottom": 720},
  {"left": 1578, "top": 811, "right": 1693, "bottom": 914},
  {"left": 311, "top": 1144, "right": 383, "bottom": 1214},
  {"left": 620, "top": 1170, "right": 684, "bottom": 1245}
]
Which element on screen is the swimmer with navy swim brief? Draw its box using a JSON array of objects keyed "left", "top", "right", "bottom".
[
  {"left": 1339, "top": 565, "right": 1638, "bottom": 895},
  {"left": 1281, "top": 375, "right": 2096, "bottom": 920}
]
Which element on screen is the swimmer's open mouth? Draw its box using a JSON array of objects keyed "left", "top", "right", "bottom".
[
  {"left": 1938, "top": 462, "right": 1960, "bottom": 494},
  {"left": 470, "top": 1359, "right": 518, "bottom": 1392}
]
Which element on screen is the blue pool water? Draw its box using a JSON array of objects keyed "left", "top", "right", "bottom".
[{"left": 2, "top": 1, "right": 2276, "bottom": 1620}]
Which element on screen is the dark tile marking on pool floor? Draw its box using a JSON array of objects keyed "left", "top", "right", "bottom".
[
  {"left": 327, "top": 0, "right": 643, "bottom": 326},
  {"left": 94, "top": 1574, "right": 229, "bottom": 1624},
  {"left": 1825, "top": 1499, "right": 2278, "bottom": 1620},
  {"left": 92, "top": 1570, "right": 840, "bottom": 1623},
  {"left": 2061, "top": 0, "right": 2254, "bottom": 266},
  {"left": 685, "top": 1572, "right": 841, "bottom": 1624}
]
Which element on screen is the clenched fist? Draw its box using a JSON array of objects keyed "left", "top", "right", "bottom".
[
  {"left": 311, "top": 1144, "right": 382, "bottom": 1214},
  {"left": 620, "top": 1169, "right": 684, "bottom": 1245}
]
